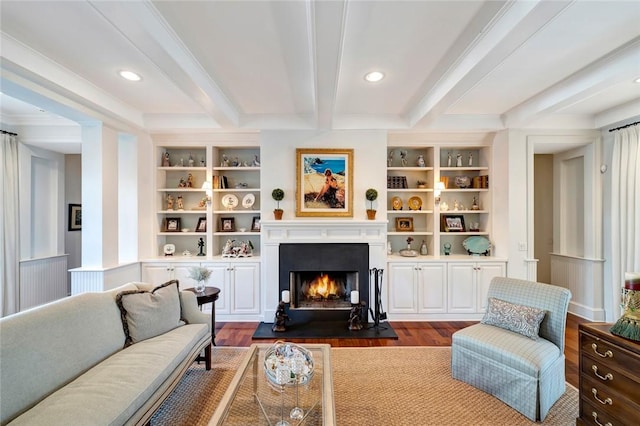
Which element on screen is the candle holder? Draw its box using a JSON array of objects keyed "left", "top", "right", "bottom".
[
  {"left": 272, "top": 301, "right": 289, "bottom": 332},
  {"left": 348, "top": 301, "right": 366, "bottom": 330}
]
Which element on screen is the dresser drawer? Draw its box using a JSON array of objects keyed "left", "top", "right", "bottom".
[
  {"left": 580, "top": 397, "right": 622, "bottom": 426},
  {"left": 580, "top": 355, "right": 640, "bottom": 405},
  {"left": 581, "top": 332, "right": 640, "bottom": 374},
  {"left": 580, "top": 375, "right": 640, "bottom": 425}
]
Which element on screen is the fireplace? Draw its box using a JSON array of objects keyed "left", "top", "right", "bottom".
[{"left": 279, "top": 243, "right": 369, "bottom": 323}]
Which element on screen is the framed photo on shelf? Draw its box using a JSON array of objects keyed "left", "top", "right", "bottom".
[
  {"left": 164, "top": 217, "right": 181, "bottom": 232},
  {"left": 68, "top": 204, "right": 82, "bottom": 231},
  {"left": 220, "top": 217, "right": 235, "bottom": 232},
  {"left": 196, "top": 217, "right": 207, "bottom": 232},
  {"left": 295, "top": 148, "right": 353, "bottom": 217},
  {"left": 442, "top": 214, "right": 466, "bottom": 232},
  {"left": 251, "top": 216, "right": 261, "bottom": 232},
  {"left": 395, "top": 217, "right": 414, "bottom": 232}
]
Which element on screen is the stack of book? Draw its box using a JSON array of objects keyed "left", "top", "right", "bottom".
[
  {"left": 472, "top": 175, "right": 489, "bottom": 189},
  {"left": 387, "top": 176, "right": 408, "bottom": 189},
  {"left": 213, "top": 175, "right": 229, "bottom": 189}
]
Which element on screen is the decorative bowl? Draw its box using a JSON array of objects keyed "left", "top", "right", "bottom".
[
  {"left": 454, "top": 176, "right": 471, "bottom": 188},
  {"left": 264, "top": 341, "right": 314, "bottom": 387}
]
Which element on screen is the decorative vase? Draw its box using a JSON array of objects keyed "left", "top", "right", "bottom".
[
  {"left": 195, "top": 281, "right": 206, "bottom": 293},
  {"left": 420, "top": 241, "right": 428, "bottom": 255}
]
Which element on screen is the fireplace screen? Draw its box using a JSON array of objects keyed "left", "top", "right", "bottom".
[{"left": 290, "top": 271, "right": 357, "bottom": 310}]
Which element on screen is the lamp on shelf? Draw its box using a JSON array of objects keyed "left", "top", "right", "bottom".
[
  {"left": 201, "top": 181, "right": 212, "bottom": 205},
  {"left": 434, "top": 182, "right": 446, "bottom": 204}
]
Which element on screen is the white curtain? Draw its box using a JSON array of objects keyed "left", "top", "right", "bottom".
[
  {"left": 1, "top": 134, "right": 20, "bottom": 316},
  {"left": 610, "top": 124, "right": 640, "bottom": 317}
]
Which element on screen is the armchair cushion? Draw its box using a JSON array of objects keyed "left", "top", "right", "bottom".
[
  {"left": 481, "top": 297, "right": 546, "bottom": 340},
  {"left": 116, "top": 280, "right": 182, "bottom": 346}
]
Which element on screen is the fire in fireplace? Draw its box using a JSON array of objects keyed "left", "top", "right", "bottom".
[{"left": 292, "top": 271, "right": 356, "bottom": 310}]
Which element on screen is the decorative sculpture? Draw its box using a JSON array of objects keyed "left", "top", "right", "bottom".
[
  {"left": 400, "top": 150, "right": 408, "bottom": 167},
  {"left": 468, "top": 152, "right": 473, "bottom": 166},
  {"left": 456, "top": 153, "right": 463, "bottom": 167},
  {"left": 272, "top": 301, "right": 290, "bottom": 332},
  {"left": 162, "top": 152, "right": 170, "bottom": 167},
  {"left": 186, "top": 173, "right": 194, "bottom": 188},
  {"left": 388, "top": 150, "right": 394, "bottom": 167},
  {"left": 416, "top": 155, "right": 426, "bottom": 167},
  {"left": 188, "top": 153, "right": 195, "bottom": 167},
  {"left": 348, "top": 302, "right": 366, "bottom": 331},
  {"left": 221, "top": 239, "right": 235, "bottom": 257},
  {"left": 197, "top": 238, "right": 205, "bottom": 256},
  {"left": 176, "top": 195, "right": 184, "bottom": 210},
  {"left": 166, "top": 194, "right": 174, "bottom": 210}
]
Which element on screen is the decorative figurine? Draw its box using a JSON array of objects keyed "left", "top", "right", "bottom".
[
  {"left": 420, "top": 240, "right": 428, "bottom": 255},
  {"left": 180, "top": 158, "right": 184, "bottom": 166},
  {"left": 222, "top": 239, "right": 235, "bottom": 257},
  {"left": 178, "top": 177, "right": 187, "bottom": 188},
  {"left": 188, "top": 153, "right": 195, "bottom": 167},
  {"left": 468, "top": 152, "right": 473, "bottom": 166},
  {"left": 454, "top": 199, "right": 459, "bottom": 211},
  {"left": 176, "top": 195, "right": 184, "bottom": 210},
  {"left": 440, "top": 201, "right": 449, "bottom": 211},
  {"left": 200, "top": 157, "right": 205, "bottom": 167},
  {"left": 197, "top": 238, "right": 205, "bottom": 256},
  {"left": 447, "top": 152, "right": 452, "bottom": 167},
  {"left": 252, "top": 155, "right": 260, "bottom": 167},
  {"left": 221, "top": 155, "right": 230, "bottom": 167},
  {"left": 272, "top": 301, "right": 289, "bottom": 332},
  {"left": 348, "top": 302, "right": 366, "bottom": 331},
  {"left": 456, "top": 153, "right": 463, "bottom": 167},
  {"left": 400, "top": 150, "right": 408, "bottom": 167},
  {"left": 417, "top": 155, "right": 426, "bottom": 167},
  {"left": 166, "top": 194, "right": 174, "bottom": 210},
  {"left": 186, "top": 173, "right": 194, "bottom": 188},
  {"left": 388, "top": 150, "right": 394, "bottom": 167},
  {"left": 231, "top": 157, "right": 239, "bottom": 167},
  {"left": 162, "top": 152, "right": 170, "bottom": 167},
  {"left": 471, "top": 196, "right": 480, "bottom": 210},
  {"left": 443, "top": 242, "right": 452, "bottom": 255}
]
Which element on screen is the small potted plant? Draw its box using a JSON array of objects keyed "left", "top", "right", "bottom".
[
  {"left": 365, "top": 188, "right": 378, "bottom": 220},
  {"left": 272, "top": 188, "right": 284, "bottom": 220}
]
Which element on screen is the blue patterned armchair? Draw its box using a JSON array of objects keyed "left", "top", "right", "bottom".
[{"left": 451, "top": 277, "right": 571, "bottom": 421}]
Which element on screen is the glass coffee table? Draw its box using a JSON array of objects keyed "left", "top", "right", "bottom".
[{"left": 209, "top": 343, "right": 335, "bottom": 425}]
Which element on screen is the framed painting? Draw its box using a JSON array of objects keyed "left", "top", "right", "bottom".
[
  {"left": 68, "top": 204, "right": 82, "bottom": 231},
  {"left": 395, "top": 217, "right": 414, "bottom": 232},
  {"left": 442, "top": 214, "right": 466, "bottom": 232},
  {"left": 296, "top": 148, "right": 353, "bottom": 217},
  {"left": 196, "top": 217, "right": 207, "bottom": 232}
]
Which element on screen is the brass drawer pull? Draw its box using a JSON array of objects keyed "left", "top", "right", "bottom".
[
  {"left": 591, "top": 343, "right": 613, "bottom": 358},
  {"left": 591, "top": 388, "right": 613, "bottom": 405},
  {"left": 592, "top": 412, "right": 612, "bottom": 426},
  {"left": 592, "top": 365, "right": 614, "bottom": 381}
]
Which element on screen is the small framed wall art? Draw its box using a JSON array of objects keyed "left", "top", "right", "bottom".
[
  {"left": 395, "top": 217, "right": 414, "bottom": 232},
  {"left": 68, "top": 204, "right": 82, "bottom": 231},
  {"left": 220, "top": 217, "right": 235, "bottom": 232},
  {"left": 442, "top": 214, "right": 466, "bottom": 232},
  {"left": 196, "top": 217, "right": 207, "bottom": 232},
  {"left": 164, "top": 217, "right": 181, "bottom": 232}
]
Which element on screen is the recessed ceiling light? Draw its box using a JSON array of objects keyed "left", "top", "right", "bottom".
[
  {"left": 364, "top": 71, "right": 385, "bottom": 83},
  {"left": 635, "top": 77, "right": 640, "bottom": 83},
  {"left": 119, "top": 70, "right": 142, "bottom": 82}
]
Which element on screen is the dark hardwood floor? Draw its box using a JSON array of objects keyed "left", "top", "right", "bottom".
[{"left": 214, "top": 313, "right": 590, "bottom": 388}]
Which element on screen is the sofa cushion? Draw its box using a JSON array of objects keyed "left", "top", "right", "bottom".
[
  {"left": 481, "top": 297, "right": 546, "bottom": 340},
  {"left": 7, "top": 324, "right": 209, "bottom": 426},
  {"left": 116, "top": 280, "right": 182, "bottom": 346}
]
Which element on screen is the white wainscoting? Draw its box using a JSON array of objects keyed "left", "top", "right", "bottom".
[
  {"left": 19, "top": 254, "right": 68, "bottom": 311},
  {"left": 550, "top": 253, "right": 605, "bottom": 321},
  {"left": 70, "top": 262, "right": 141, "bottom": 294}
]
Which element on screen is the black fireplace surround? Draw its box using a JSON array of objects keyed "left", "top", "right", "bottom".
[{"left": 279, "top": 243, "right": 369, "bottom": 324}]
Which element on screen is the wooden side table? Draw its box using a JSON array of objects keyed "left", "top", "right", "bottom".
[{"left": 186, "top": 287, "right": 220, "bottom": 346}]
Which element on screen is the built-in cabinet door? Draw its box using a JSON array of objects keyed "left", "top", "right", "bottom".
[
  {"left": 476, "top": 262, "right": 506, "bottom": 313},
  {"left": 418, "top": 263, "right": 447, "bottom": 313},
  {"left": 388, "top": 263, "right": 418, "bottom": 313},
  {"left": 141, "top": 262, "right": 200, "bottom": 286},
  {"left": 230, "top": 262, "right": 260, "bottom": 314},
  {"left": 203, "top": 262, "right": 230, "bottom": 314},
  {"left": 447, "top": 263, "right": 476, "bottom": 313}
]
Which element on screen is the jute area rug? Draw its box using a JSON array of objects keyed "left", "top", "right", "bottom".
[{"left": 150, "top": 346, "right": 578, "bottom": 425}]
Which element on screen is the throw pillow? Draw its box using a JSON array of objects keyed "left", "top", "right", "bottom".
[
  {"left": 481, "top": 297, "right": 546, "bottom": 340},
  {"left": 116, "top": 280, "right": 182, "bottom": 346}
]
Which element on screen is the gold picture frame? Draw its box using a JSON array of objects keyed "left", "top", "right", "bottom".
[
  {"left": 296, "top": 148, "right": 353, "bottom": 217},
  {"left": 395, "top": 217, "right": 414, "bottom": 232}
]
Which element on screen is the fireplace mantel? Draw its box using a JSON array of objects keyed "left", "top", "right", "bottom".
[{"left": 260, "top": 219, "right": 387, "bottom": 321}]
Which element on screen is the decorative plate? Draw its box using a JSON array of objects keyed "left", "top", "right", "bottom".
[
  {"left": 408, "top": 196, "right": 422, "bottom": 210},
  {"left": 242, "top": 193, "right": 255, "bottom": 209},
  {"left": 392, "top": 196, "right": 403, "bottom": 210},
  {"left": 163, "top": 243, "right": 175, "bottom": 256},
  {"left": 463, "top": 236, "right": 491, "bottom": 256},
  {"left": 221, "top": 194, "right": 239, "bottom": 209}
]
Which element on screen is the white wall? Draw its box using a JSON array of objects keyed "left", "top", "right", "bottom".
[{"left": 259, "top": 130, "right": 388, "bottom": 220}]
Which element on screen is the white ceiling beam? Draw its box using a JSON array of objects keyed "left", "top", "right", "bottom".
[
  {"left": 504, "top": 37, "right": 640, "bottom": 128},
  {"left": 312, "top": 0, "right": 347, "bottom": 129},
  {"left": 88, "top": 0, "right": 239, "bottom": 128},
  {"left": 408, "top": 0, "right": 572, "bottom": 128},
  {"left": 595, "top": 99, "right": 640, "bottom": 129}
]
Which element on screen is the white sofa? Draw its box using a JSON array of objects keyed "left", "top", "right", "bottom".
[{"left": 0, "top": 281, "right": 211, "bottom": 425}]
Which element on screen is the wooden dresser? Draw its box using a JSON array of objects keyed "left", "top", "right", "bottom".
[{"left": 577, "top": 323, "right": 640, "bottom": 426}]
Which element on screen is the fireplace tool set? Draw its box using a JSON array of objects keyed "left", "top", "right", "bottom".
[{"left": 368, "top": 268, "right": 388, "bottom": 330}]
